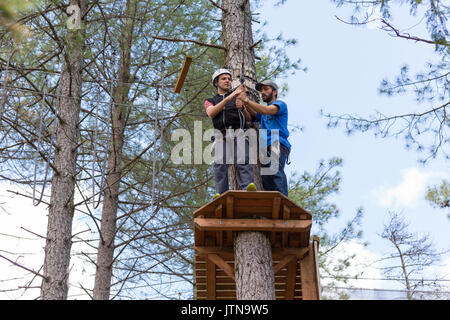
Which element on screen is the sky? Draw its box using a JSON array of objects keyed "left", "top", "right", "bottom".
[
  {"left": 0, "top": 0, "right": 449, "bottom": 300},
  {"left": 258, "top": 0, "right": 450, "bottom": 297}
]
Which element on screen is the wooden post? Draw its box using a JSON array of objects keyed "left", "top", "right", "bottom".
[{"left": 173, "top": 56, "right": 192, "bottom": 93}]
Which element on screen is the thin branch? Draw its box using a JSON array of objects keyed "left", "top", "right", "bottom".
[
  {"left": 0, "top": 254, "right": 47, "bottom": 281},
  {"left": 334, "top": 15, "right": 448, "bottom": 46},
  {"left": 208, "top": 0, "right": 227, "bottom": 12},
  {"left": 380, "top": 19, "right": 447, "bottom": 46},
  {"left": 151, "top": 35, "right": 225, "bottom": 50}
]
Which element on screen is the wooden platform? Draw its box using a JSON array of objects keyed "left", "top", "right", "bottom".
[{"left": 193, "top": 190, "right": 321, "bottom": 300}]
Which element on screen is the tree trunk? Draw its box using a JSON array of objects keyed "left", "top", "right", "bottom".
[
  {"left": 222, "top": 0, "right": 276, "bottom": 300},
  {"left": 40, "top": 0, "right": 87, "bottom": 300},
  {"left": 394, "top": 242, "right": 413, "bottom": 300},
  {"left": 234, "top": 232, "right": 276, "bottom": 299},
  {"left": 93, "top": 0, "right": 137, "bottom": 300}
]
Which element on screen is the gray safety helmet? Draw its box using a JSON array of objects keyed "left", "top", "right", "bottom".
[{"left": 256, "top": 80, "right": 278, "bottom": 92}]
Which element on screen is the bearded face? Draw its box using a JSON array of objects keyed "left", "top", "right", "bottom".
[{"left": 261, "top": 85, "right": 276, "bottom": 103}]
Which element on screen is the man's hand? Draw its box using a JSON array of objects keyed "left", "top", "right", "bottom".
[
  {"left": 229, "top": 84, "right": 246, "bottom": 100},
  {"left": 236, "top": 98, "right": 244, "bottom": 108},
  {"left": 236, "top": 85, "right": 248, "bottom": 103}
]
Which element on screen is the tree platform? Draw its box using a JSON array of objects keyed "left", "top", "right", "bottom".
[{"left": 193, "top": 190, "right": 321, "bottom": 300}]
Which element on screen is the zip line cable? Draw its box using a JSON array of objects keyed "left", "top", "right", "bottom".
[
  {"left": 323, "top": 285, "right": 450, "bottom": 295},
  {"left": 321, "top": 276, "right": 450, "bottom": 282}
]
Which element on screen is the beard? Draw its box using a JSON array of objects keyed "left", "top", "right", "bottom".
[{"left": 262, "top": 92, "right": 273, "bottom": 103}]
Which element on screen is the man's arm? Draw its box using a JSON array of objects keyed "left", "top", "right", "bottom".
[
  {"left": 242, "top": 107, "right": 252, "bottom": 121},
  {"left": 205, "top": 87, "right": 244, "bottom": 118},
  {"left": 245, "top": 104, "right": 258, "bottom": 118},
  {"left": 245, "top": 98, "right": 279, "bottom": 115},
  {"left": 237, "top": 90, "right": 279, "bottom": 115}
]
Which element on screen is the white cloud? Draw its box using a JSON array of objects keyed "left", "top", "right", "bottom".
[
  {"left": 0, "top": 183, "right": 95, "bottom": 300},
  {"left": 321, "top": 240, "right": 384, "bottom": 287},
  {"left": 373, "top": 167, "right": 448, "bottom": 209}
]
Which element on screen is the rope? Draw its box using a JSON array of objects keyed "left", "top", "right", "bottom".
[{"left": 240, "top": 2, "right": 247, "bottom": 85}]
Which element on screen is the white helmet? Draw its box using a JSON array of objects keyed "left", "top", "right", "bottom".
[{"left": 212, "top": 68, "right": 232, "bottom": 87}]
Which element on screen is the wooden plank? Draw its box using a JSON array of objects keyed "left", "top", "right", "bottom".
[
  {"left": 197, "top": 291, "right": 236, "bottom": 299},
  {"left": 206, "top": 258, "right": 216, "bottom": 300},
  {"left": 313, "top": 236, "right": 321, "bottom": 300},
  {"left": 300, "top": 229, "right": 310, "bottom": 248},
  {"left": 193, "top": 196, "right": 226, "bottom": 218},
  {"left": 197, "top": 291, "right": 295, "bottom": 300},
  {"left": 195, "top": 246, "right": 234, "bottom": 259},
  {"left": 273, "top": 254, "right": 296, "bottom": 275},
  {"left": 235, "top": 199, "right": 274, "bottom": 207},
  {"left": 286, "top": 258, "right": 297, "bottom": 300},
  {"left": 193, "top": 190, "right": 313, "bottom": 219},
  {"left": 232, "top": 206, "right": 274, "bottom": 216},
  {"left": 197, "top": 270, "right": 291, "bottom": 280},
  {"left": 194, "top": 214, "right": 205, "bottom": 246},
  {"left": 229, "top": 190, "right": 312, "bottom": 215},
  {"left": 207, "top": 254, "right": 235, "bottom": 281},
  {"left": 204, "top": 232, "right": 216, "bottom": 247},
  {"left": 198, "top": 283, "right": 288, "bottom": 291},
  {"left": 300, "top": 243, "right": 319, "bottom": 300},
  {"left": 215, "top": 204, "right": 223, "bottom": 247},
  {"left": 225, "top": 190, "right": 283, "bottom": 198},
  {"left": 194, "top": 218, "right": 312, "bottom": 232},
  {"left": 174, "top": 56, "right": 192, "bottom": 93},
  {"left": 282, "top": 205, "right": 290, "bottom": 247},
  {"left": 271, "top": 197, "right": 281, "bottom": 244},
  {"left": 226, "top": 196, "right": 234, "bottom": 246},
  {"left": 195, "top": 246, "right": 309, "bottom": 261}
]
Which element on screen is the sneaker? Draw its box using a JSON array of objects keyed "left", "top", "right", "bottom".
[
  {"left": 246, "top": 182, "right": 257, "bottom": 191},
  {"left": 212, "top": 193, "right": 220, "bottom": 200}
]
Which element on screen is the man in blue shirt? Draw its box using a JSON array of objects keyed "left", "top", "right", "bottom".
[{"left": 237, "top": 80, "right": 291, "bottom": 197}]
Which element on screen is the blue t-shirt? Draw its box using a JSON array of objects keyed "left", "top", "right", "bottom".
[{"left": 254, "top": 100, "right": 291, "bottom": 150}]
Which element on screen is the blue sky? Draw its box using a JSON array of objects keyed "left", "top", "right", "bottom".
[
  {"left": 0, "top": 0, "right": 448, "bottom": 300},
  {"left": 259, "top": 0, "right": 450, "bottom": 292}
]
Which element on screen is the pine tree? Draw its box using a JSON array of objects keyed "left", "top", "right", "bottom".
[
  {"left": 221, "top": 0, "right": 275, "bottom": 300},
  {"left": 41, "top": 0, "right": 88, "bottom": 300}
]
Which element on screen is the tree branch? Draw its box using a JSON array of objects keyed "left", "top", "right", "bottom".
[
  {"left": 151, "top": 35, "right": 225, "bottom": 50},
  {"left": 0, "top": 254, "right": 47, "bottom": 281},
  {"left": 208, "top": 0, "right": 227, "bottom": 12}
]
